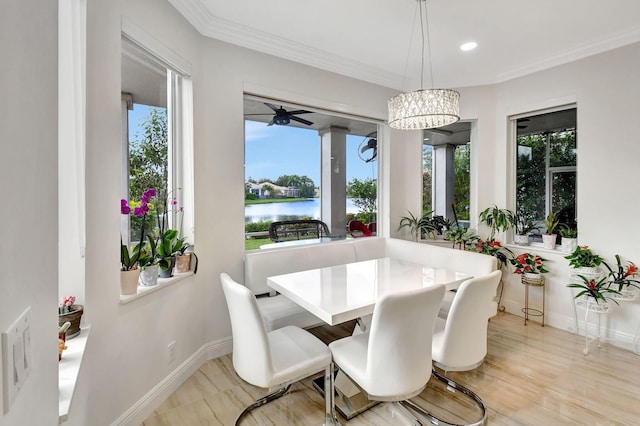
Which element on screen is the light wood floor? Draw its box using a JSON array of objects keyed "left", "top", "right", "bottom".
[{"left": 142, "top": 313, "right": 640, "bottom": 425}]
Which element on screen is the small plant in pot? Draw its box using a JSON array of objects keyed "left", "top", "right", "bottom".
[
  {"left": 138, "top": 235, "right": 159, "bottom": 286},
  {"left": 513, "top": 212, "right": 537, "bottom": 246},
  {"left": 158, "top": 229, "right": 179, "bottom": 278},
  {"left": 558, "top": 225, "right": 578, "bottom": 253},
  {"left": 174, "top": 237, "right": 197, "bottom": 273},
  {"left": 542, "top": 211, "right": 559, "bottom": 249},
  {"left": 565, "top": 245, "right": 603, "bottom": 278},
  {"left": 603, "top": 255, "right": 640, "bottom": 300}
]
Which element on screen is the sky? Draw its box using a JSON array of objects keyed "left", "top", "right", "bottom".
[
  {"left": 244, "top": 120, "right": 377, "bottom": 186},
  {"left": 128, "top": 106, "right": 378, "bottom": 188}
]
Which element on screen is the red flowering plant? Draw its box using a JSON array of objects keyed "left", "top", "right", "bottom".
[
  {"left": 602, "top": 254, "right": 640, "bottom": 292},
  {"left": 120, "top": 188, "right": 157, "bottom": 271},
  {"left": 474, "top": 239, "right": 514, "bottom": 269},
  {"left": 510, "top": 252, "right": 549, "bottom": 275},
  {"left": 567, "top": 275, "right": 620, "bottom": 305}
]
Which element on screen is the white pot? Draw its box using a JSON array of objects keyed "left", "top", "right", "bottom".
[
  {"left": 562, "top": 237, "right": 578, "bottom": 253},
  {"left": 542, "top": 234, "right": 557, "bottom": 250},
  {"left": 140, "top": 265, "right": 159, "bottom": 286},
  {"left": 513, "top": 234, "right": 529, "bottom": 245}
]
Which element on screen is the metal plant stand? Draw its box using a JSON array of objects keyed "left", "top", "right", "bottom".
[{"left": 521, "top": 274, "right": 545, "bottom": 326}]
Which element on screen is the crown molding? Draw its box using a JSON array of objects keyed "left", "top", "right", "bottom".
[
  {"left": 496, "top": 26, "right": 640, "bottom": 85},
  {"left": 169, "top": 0, "right": 404, "bottom": 89}
]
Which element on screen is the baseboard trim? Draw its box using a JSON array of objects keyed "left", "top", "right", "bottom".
[{"left": 111, "top": 336, "right": 233, "bottom": 426}]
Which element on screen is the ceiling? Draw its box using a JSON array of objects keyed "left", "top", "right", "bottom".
[{"left": 169, "top": 0, "right": 640, "bottom": 90}]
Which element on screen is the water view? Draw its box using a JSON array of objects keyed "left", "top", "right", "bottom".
[{"left": 245, "top": 198, "right": 360, "bottom": 223}]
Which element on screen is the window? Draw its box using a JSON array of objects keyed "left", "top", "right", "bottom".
[
  {"left": 243, "top": 95, "right": 379, "bottom": 249},
  {"left": 121, "top": 31, "right": 193, "bottom": 250},
  {"left": 423, "top": 122, "right": 471, "bottom": 229},
  {"left": 513, "top": 107, "right": 577, "bottom": 240}
]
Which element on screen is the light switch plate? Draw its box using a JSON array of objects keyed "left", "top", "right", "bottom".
[{"left": 2, "top": 306, "right": 31, "bottom": 414}]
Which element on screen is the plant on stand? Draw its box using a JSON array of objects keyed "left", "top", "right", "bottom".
[
  {"left": 567, "top": 275, "right": 620, "bottom": 307},
  {"left": 542, "top": 211, "right": 559, "bottom": 249},
  {"left": 510, "top": 252, "right": 549, "bottom": 277},
  {"left": 603, "top": 255, "right": 640, "bottom": 300},
  {"left": 565, "top": 245, "right": 603, "bottom": 279}
]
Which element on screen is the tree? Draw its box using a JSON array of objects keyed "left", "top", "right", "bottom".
[
  {"left": 261, "top": 183, "right": 274, "bottom": 198},
  {"left": 347, "top": 178, "right": 377, "bottom": 222},
  {"left": 453, "top": 144, "right": 470, "bottom": 220},
  {"left": 129, "top": 107, "right": 168, "bottom": 240},
  {"left": 274, "top": 174, "right": 315, "bottom": 198}
]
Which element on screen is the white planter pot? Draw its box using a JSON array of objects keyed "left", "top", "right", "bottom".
[
  {"left": 513, "top": 234, "right": 529, "bottom": 245},
  {"left": 562, "top": 237, "right": 578, "bottom": 253},
  {"left": 542, "top": 234, "right": 557, "bottom": 250},
  {"left": 140, "top": 265, "right": 159, "bottom": 286}
]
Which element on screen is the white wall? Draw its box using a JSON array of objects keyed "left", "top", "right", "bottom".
[
  {"left": 0, "top": 1, "right": 59, "bottom": 425},
  {"left": 468, "top": 42, "right": 640, "bottom": 346}
]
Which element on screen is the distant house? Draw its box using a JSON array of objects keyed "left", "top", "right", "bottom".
[{"left": 247, "top": 182, "right": 300, "bottom": 199}]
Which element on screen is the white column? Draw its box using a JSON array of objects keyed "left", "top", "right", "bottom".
[
  {"left": 320, "top": 126, "right": 349, "bottom": 237},
  {"left": 433, "top": 144, "right": 456, "bottom": 220}
]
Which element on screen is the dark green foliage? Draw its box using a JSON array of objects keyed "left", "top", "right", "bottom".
[{"left": 347, "top": 178, "right": 377, "bottom": 219}]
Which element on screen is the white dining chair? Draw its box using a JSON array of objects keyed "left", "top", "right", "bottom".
[
  {"left": 415, "top": 270, "right": 502, "bottom": 426},
  {"left": 220, "top": 273, "right": 340, "bottom": 425},
  {"left": 328, "top": 284, "right": 445, "bottom": 423}
]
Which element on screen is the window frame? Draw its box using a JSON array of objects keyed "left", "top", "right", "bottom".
[{"left": 510, "top": 105, "right": 577, "bottom": 244}]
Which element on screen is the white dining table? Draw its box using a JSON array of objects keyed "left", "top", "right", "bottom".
[{"left": 267, "top": 257, "right": 472, "bottom": 326}]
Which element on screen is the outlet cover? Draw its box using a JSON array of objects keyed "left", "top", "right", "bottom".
[{"left": 2, "top": 306, "right": 31, "bottom": 414}]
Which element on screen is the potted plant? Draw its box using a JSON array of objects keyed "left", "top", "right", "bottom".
[
  {"left": 567, "top": 275, "right": 620, "bottom": 308},
  {"left": 479, "top": 205, "right": 516, "bottom": 241},
  {"left": 542, "top": 211, "right": 559, "bottom": 249},
  {"left": 398, "top": 210, "right": 436, "bottom": 241},
  {"left": 138, "top": 235, "right": 159, "bottom": 286},
  {"left": 120, "top": 188, "right": 156, "bottom": 294},
  {"left": 513, "top": 212, "right": 537, "bottom": 246},
  {"left": 558, "top": 225, "right": 578, "bottom": 253},
  {"left": 510, "top": 252, "right": 549, "bottom": 277},
  {"left": 174, "top": 237, "right": 194, "bottom": 273},
  {"left": 565, "top": 245, "right": 603, "bottom": 278},
  {"left": 473, "top": 239, "right": 514, "bottom": 269},
  {"left": 603, "top": 255, "right": 640, "bottom": 300},
  {"left": 444, "top": 226, "right": 477, "bottom": 250},
  {"left": 58, "top": 295, "right": 83, "bottom": 339},
  {"left": 158, "top": 229, "right": 179, "bottom": 278}
]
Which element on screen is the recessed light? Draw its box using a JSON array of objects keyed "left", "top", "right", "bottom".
[{"left": 460, "top": 42, "right": 477, "bottom": 51}]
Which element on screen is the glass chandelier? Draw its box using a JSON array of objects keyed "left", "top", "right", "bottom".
[{"left": 388, "top": 0, "right": 460, "bottom": 130}]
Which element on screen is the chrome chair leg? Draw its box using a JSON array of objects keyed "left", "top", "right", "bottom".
[
  {"left": 399, "top": 369, "right": 488, "bottom": 426},
  {"left": 235, "top": 384, "right": 292, "bottom": 425},
  {"left": 324, "top": 363, "right": 342, "bottom": 425}
]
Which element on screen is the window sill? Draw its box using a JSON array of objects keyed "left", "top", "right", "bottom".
[
  {"left": 505, "top": 242, "right": 568, "bottom": 256},
  {"left": 119, "top": 272, "right": 194, "bottom": 304},
  {"left": 59, "top": 326, "right": 90, "bottom": 423}
]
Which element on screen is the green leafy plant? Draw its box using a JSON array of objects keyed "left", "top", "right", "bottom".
[
  {"left": 568, "top": 275, "right": 620, "bottom": 305},
  {"left": 444, "top": 226, "right": 477, "bottom": 250},
  {"left": 398, "top": 210, "right": 437, "bottom": 241},
  {"left": 479, "top": 206, "right": 516, "bottom": 240},
  {"left": 558, "top": 224, "right": 578, "bottom": 238},
  {"left": 603, "top": 255, "right": 640, "bottom": 292},
  {"left": 513, "top": 212, "right": 538, "bottom": 235},
  {"left": 564, "top": 246, "right": 603, "bottom": 269},
  {"left": 473, "top": 239, "right": 514, "bottom": 269},
  {"left": 137, "top": 235, "right": 158, "bottom": 268},
  {"left": 157, "top": 229, "right": 179, "bottom": 271},
  {"left": 120, "top": 188, "right": 156, "bottom": 271},
  {"left": 543, "top": 211, "right": 560, "bottom": 235}
]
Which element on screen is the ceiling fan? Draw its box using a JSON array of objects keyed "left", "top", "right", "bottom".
[
  {"left": 358, "top": 132, "right": 377, "bottom": 163},
  {"left": 245, "top": 102, "right": 314, "bottom": 127}
]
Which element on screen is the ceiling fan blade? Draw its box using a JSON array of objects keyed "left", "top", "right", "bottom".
[
  {"left": 244, "top": 113, "right": 272, "bottom": 116},
  {"left": 289, "top": 116, "right": 313, "bottom": 126},
  {"left": 287, "top": 110, "right": 312, "bottom": 115},
  {"left": 264, "top": 102, "right": 279, "bottom": 112},
  {"left": 267, "top": 117, "right": 276, "bottom": 126}
]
